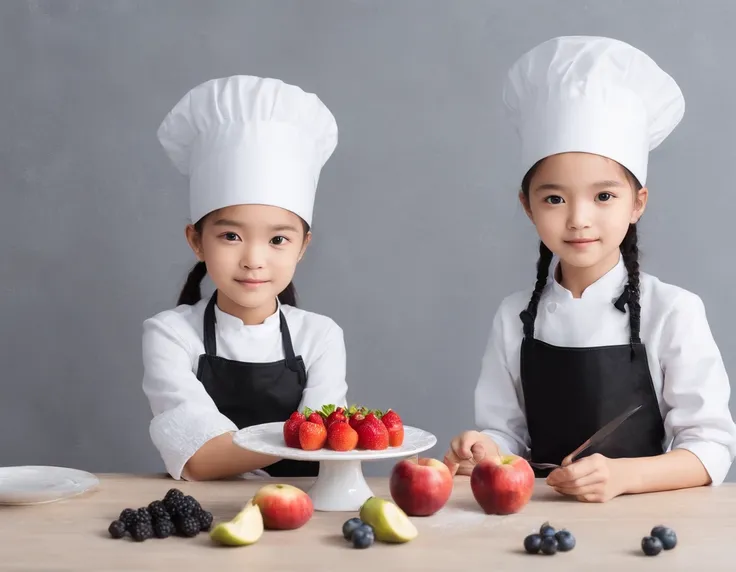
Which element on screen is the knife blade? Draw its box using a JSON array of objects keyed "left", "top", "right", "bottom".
[{"left": 567, "top": 403, "right": 643, "bottom": 462}]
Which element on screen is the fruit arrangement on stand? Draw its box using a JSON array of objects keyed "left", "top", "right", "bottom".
[{"left": 283, "top": 404, "right": 404, "bottom": 451}]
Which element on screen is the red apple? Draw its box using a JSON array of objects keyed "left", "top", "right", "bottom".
[
  {"left": 251, "top": 483, "right": 314, "bottom": 530},
  {"left": 470, "top": 455, "right": 534, "bottom": 515},
  {"left": 389, "top": 457, "right": 453, "bottom": 516}
]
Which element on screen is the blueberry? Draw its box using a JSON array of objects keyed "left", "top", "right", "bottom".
[
  {"left": 650, "top": 526, "right": 677, "bottom": 550},
  {"left": 540, "top": 536, "right": 558, "bottom": 555},
  {"left": 641, "top": 536, "right": 663, "bottom": 556},
  {"left": 539, "top": 521, "right": 556, "bottom": 537},
  {"left": 351, "top": 525, "right": 375, "bottom": 549},
  {"left": 555, "top": 529, "right": 576, "bottom": 552},
  {"left": 342, "top": 517, "right": 364, "bottom": 541},
  {"left": 523, "top": 533, "right": 542, "bottom": 554}
]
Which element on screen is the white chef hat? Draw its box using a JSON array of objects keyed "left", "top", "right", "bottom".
[
  {"left": 503, "top": 36, "right": 685, "bottom": 186},
  {"left": 157, "top": 75, "right": 338, "bottom": 226}
]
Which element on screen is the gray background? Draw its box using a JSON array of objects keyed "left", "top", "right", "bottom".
[{"left": 2, "top": 0, "right": 734, "bottom": 482}]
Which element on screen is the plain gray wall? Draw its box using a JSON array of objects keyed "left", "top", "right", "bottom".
[{"left": 2, "top": 0, "right": 735, "bottom": 482}]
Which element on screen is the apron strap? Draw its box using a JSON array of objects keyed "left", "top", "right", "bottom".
[
  {"left": 279, "top": 311, "right": 297, "bottom": 360},
  {"left": 202, "top": 291, "right": 300, "bottom": 367},
  {"left": 203, "top": 291, "right": 218, "bottom": 356}
]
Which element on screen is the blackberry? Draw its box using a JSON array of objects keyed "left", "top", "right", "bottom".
[
  {"left": 147, "top": 500, "right": 170, "bottom": 522},
  {"left": 196, "top": 509, "right": 213, "bottom": 531},
  {"left": 153, "top": 518, "right": 176, "bottom": 539},
  {"left": 178, "top": 496, "right": 198, "bottom": 517},
  {"left": 164, "top": 488, "right": 184, "bottom": 503},
  {"left": 108, "top": 520, "right": 127, "bottom": 539},
  {"left": 131, "top": 521, "right": 154, "bottom": 542},
  {"left": 136, "top": 507, "right": 152, "bottom": 524},
  {"left": 164, "top": 497, "right": 183, "bottom": 518},
  {"left": 118, "top": 508, "right": 137, "bottom": 529},
  {"left": 174, "top": 515, "right": 200, "bottom": 537}
]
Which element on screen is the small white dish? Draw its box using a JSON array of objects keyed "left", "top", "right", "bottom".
[{"left": 0, "top": 466, "right": 99, "bottom": 505}]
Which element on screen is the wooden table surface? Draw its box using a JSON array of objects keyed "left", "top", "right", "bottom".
[{"left": 2, "top": 474, "right": 735, "bottom": 571}]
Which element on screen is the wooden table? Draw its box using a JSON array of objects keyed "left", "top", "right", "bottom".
[{"left": 2, "top": 474, "right": 735, "bottom": 571}]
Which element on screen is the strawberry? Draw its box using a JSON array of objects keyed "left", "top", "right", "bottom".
[
  {"left": 325, "top": 409, "right": 347, "bottom": 429},
  {"left": 307, "top": 412, "right": 325, "bottom": 426},
  {"left": 388, "top": 426, "right": 404, "bottom": 447},
  {"left": 327, "top": 421, "right": 359, "bottom": 451},
  {"left": 381, "top": 409, "right": 404, "bottom": 447},
  {"left": 283, "top": 411, "right": 306, "bottom": 448},
  {"left": 357, "top": 414, "right": 389, "bottom": 450},
  {"left": 348, "top": 412, "right": 366, "bottom": 431},
  {"left": 299, "top": 421, "right": 327, "bottom": 450}
]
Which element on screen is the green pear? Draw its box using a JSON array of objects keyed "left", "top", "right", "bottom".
[
  {"left": 210, "top": 500, "right": 264, "bottom": 546},
  {"left": 358, "top": 497, "right": 418, "bottom": 543}
]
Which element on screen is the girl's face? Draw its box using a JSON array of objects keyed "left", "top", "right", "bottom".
[
  {"left": 187, "top": 204, "right": 310, "bottom": 318},
  {"left": 521, "top": 152, "right": 648, "bottom": 272}
]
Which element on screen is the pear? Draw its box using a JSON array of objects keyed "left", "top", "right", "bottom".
[
  {"left": 210, "top": 500, "right": 264, "bottom": 546},
  {"left": 358, "top": 496, "right": 418, "bottom": 543}
]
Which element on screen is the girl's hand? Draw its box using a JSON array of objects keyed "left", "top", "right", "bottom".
[
  {"left": 546, "top": 453, "right": 628, "bottom": 502},
  {"left": 443, "top": 431, "right": 500, "bottom": 476}
]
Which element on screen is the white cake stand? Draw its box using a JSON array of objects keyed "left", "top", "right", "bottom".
[{"left": 233, "top": 422, "right": 437, "bottom": 512}]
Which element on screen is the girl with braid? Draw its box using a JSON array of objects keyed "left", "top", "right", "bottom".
[{"left": 444, "top": 36, "right": 736, "bottom": 502}]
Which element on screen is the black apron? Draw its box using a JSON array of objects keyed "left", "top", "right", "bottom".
[
  {"left": 196, "top": 292, "right": 319, "bottom": 478},
  {"left": 519, "top": 284, "right": 665, "bottom": 478}
]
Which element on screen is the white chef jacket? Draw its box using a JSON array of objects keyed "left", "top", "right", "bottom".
[
  {"left": 475, "top": 254, "right": 736, "bottom": 485},
  {"left": 142, "top": 297, "right": 348, "bottom": 480}
]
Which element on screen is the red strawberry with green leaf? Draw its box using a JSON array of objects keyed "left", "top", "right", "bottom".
[
  {"left": 357, "top": 414, "right": 389, "bottom": 450},
  {"left": 283, "top": 411, "right": 306, "bottom": 448},
  {"left": 325, "top": 409, "right": 347, "bottom": 429},
  {"left": 327, "top": 420, "right": 359, "bottom": 451},
  {"left": 381, "top": 409, "right": 404, "bottom": 447},
  {"left": 307, "top": 412, "right": 325, "bottom": 426},
  {"left": 299, "top": 421, "right": 327, "bottom": 450}
]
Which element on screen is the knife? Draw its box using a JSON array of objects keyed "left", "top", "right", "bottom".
[{"left": 530, "top": 403, "right": 643, "bottom": 470}]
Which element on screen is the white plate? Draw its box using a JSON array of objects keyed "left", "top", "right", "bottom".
[
  {"left": 0, "top": 466, "right": 99, "bottom": 505},
  {"left": 233, "top": 422, "right": 437, "bottom": 461}
]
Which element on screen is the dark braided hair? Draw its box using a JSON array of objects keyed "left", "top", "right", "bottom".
[
  {"left": 519, "top": 159, "right": 644, "bottom": 342},
  {"left": 176, "top": 215, "right": 308, "bottom": 307}
]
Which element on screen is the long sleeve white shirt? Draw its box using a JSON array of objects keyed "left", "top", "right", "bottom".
[
  {"left": 475, "top": 255, "right": 736, "bottom": 485},
  {"left": 142, "top": 298, "right": 348, "bottom": 480}
]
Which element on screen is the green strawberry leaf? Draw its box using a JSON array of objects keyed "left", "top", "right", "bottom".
[
  {"left": 321, "top": 403, "right": 336, "bottom": 416},
  {"left": 303, "top": 407, "right": 313, "bottom": 418}
]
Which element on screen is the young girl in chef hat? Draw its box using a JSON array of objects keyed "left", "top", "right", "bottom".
[
  {"left": 143, "top": 75, "right": 347, "bottom": 481},
  {"left": 445, "top": 36, "right": 736, "bottom": 501}
]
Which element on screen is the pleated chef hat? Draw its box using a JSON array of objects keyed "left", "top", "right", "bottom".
[
  {"left": 503, "top": 36, "right": 685, "bottom": 186},
  {"left": 157, "top": 75, "right": 338, "bottom": 226}
]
